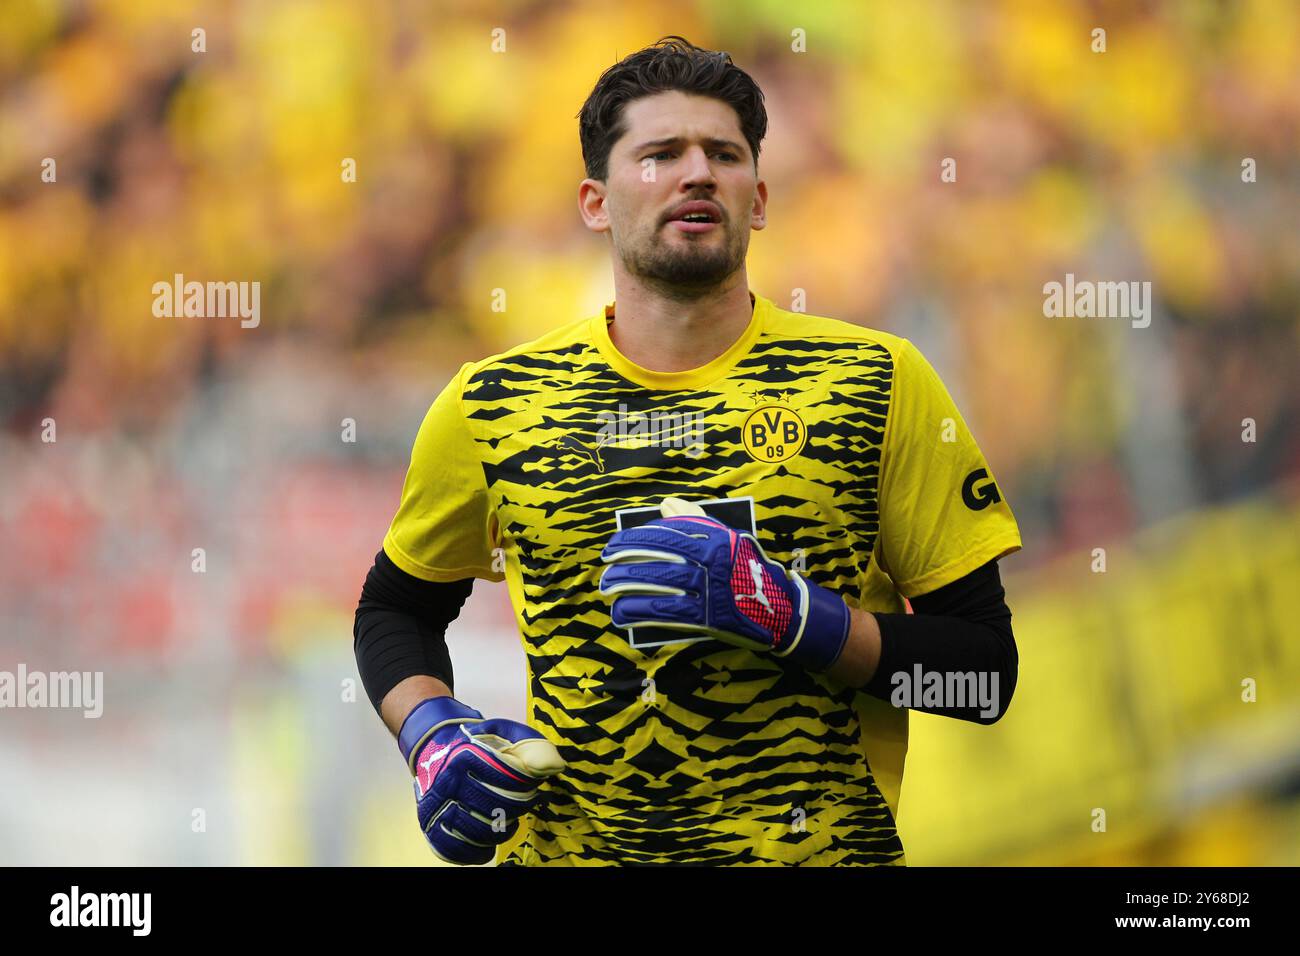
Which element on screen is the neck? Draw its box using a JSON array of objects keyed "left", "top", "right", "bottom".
[{"left": 606, "top": 272, "right": 754, "bottom": 373}]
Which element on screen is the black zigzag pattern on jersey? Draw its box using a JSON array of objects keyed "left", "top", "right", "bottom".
[{"left": 464, "top": 332, "right": 902, "bottom": 864}]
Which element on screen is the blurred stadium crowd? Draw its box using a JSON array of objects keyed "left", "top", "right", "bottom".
[{"left": 1, "top": 0, "right": 1297, "bottom": 864}]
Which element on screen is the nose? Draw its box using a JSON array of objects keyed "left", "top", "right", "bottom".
[{"left": 679, "top": 144, "right": 717, "bottom": 191}]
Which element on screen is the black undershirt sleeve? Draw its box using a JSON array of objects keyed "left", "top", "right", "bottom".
[
  {"left": 353, "top": 547, "right": 1015, "bottom": 723},
  {"left": 860, "top": 559, "right": 1017, "bottom": 724},
  {"left": 353, "top": 548, "right": 473, "bottom": 714}
]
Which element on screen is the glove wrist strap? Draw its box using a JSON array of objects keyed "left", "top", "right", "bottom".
[
  {"left": 398, "top": 696, "right": 483, "bottom": 771},
  {"left": 777, "top": 577, "right": 852, "bottom": 672}
]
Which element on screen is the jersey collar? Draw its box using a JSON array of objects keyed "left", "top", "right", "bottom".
[{"left": 590, "top": 290, "right": 769, "bottom": 391}]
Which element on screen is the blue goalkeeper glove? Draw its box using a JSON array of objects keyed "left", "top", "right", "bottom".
[
  {"left": 598, "top": 497, "right": 851, "bottom": 671},
  {"left": 398, "top": 696, "right": 566, "bottom": 865}
]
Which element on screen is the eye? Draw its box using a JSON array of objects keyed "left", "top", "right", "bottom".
[
  {"left": 715, "top": 151, "right": 738, "bottom": 161},
  {"left": 648, "top": 151, "right": 673, "bottom": 161}
]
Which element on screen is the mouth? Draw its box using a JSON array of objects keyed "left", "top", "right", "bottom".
[
  {"left": 665, "top": 201, "right": 722, "bottom": 234},
  {"left": 667, "top": 218, "right": 719, "bottom": 234}
]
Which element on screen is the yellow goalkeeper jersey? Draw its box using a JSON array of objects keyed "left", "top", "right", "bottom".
[{"left": 383, "top": 290, "right": 1022, "bottom": 865}]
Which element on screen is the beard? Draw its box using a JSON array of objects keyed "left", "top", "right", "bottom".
[{"left": 617, "top": 216, "right": 746, "bottom": 297}]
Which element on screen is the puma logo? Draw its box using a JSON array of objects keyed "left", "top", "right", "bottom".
[
  {"left": 736, "top": 559, "right": 773, "bottom": 613},
  {"left": 418, "top": 743, "right": 452, "bottom": 779},
  {"left": 553, "top": 434, "right": 607, "bottom": 473}
]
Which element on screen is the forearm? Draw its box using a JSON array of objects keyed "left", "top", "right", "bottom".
[
  {"left": 828, "top": 604, "right": 1016, "bottom": 723},
  {"left": 858, "top": 609, "right": 1016, "bottom": 723},
  {"left": 353, "top": 548, "right": 472, "bottom": 727},
  {"left": 380, "top": 675, "right": 452, "bottom": 736},
  {"left": 825, "top": 607, "right": 883, "bottom": 687},
  {"left": 823, "top": 560, "right": 1018, "bottom": 724}
]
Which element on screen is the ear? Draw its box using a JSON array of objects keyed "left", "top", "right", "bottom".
[
  {"left": 750, "top": 178, "right": 768, "bottom": 230},
  {"left": 578, "top": 178, "right": 611, "bottom": 233}
]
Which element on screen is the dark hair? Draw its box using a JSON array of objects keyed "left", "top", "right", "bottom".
[{"left": 577, "top": 36, "right": 767, "bottom": 181}]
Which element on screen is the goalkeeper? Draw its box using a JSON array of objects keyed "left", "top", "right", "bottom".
[{"left": 354, "top": 36, "right": 1021, "bottom": 866}]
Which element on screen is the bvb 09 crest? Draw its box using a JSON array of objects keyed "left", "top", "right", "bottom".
[{"left": 742, "top": 404, "right": 807, "bottom": 463}]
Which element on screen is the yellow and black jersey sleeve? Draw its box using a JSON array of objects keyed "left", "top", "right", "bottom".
[
  {"left": 383, "top": 362, "right": 505, "bottom": 583},
  {"left": 876, "top": 339, "right": 1022, "bottom": 598}
]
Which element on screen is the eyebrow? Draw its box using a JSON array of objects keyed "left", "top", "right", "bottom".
[{"left": 631, "top": 136, "right": 747, "bottom": 155}]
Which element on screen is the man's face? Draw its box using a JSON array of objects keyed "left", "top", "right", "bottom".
[{"left": 580, "top": 91, "right": 767, "bottom": 294}]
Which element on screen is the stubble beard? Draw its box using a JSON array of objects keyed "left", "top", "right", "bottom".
[{"left": 618, "top": 217, "right": 746, "bottom": 300}]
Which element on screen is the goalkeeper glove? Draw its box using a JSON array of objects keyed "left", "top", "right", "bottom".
[
  {"left": 598, "top": 497, "right": 851, "bottom": 671},
  {"left": 398, "top": 696, "right": 565, "bottom": 865}
]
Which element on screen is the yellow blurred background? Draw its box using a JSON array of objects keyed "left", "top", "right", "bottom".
[{"left": 0, "top": 0, "right": 1296, "bottom": 865}]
